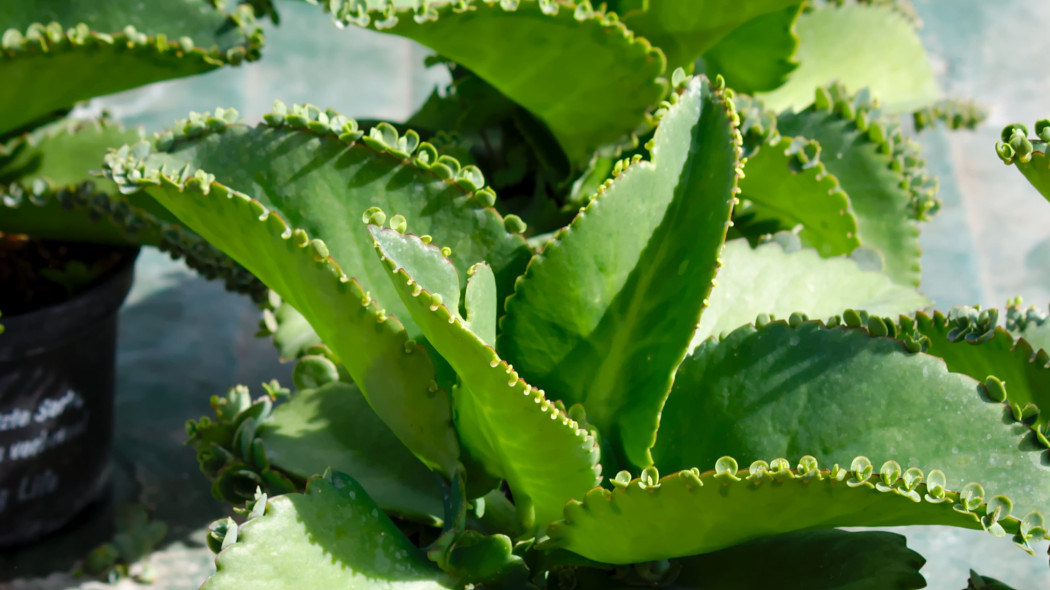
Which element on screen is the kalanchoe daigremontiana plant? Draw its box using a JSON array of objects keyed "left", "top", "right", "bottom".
[
  {"left": 100, "top": 0, "right": 1047, "bottom": 588},
  {"left": 0, "top": 0, "right": 268, "bottom": 300}
]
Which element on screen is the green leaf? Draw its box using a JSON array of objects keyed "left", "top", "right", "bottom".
[
  {"left": 544, "top": 455, "right": 1026, "bottom": 564},
  {"left": 700, "top": 3, "right": 802, "bottom": 95},
  {"left": 694, "top": 239, "right": 929, "bottom": 345},
  {"left": 655, "top": 320, "right": 1050, "bottom": 523},
  {"left": 777, "top": 89, "right": 932, "bottom": 286},
  {"left": 202, "top": 473, "right": 454, "bottom": 590},
  {"left": 997, "top": 121, "right": 1050, "bottom": 203},
  {"left": 0, "top": 0, "right": 263, "bottom": 136},
  {"left": 756, "top": 2, "right": 939, "bottom": 113},
  {"left": 912, "top": 309, "right": 1050, "bottom": 431},
  {"left": 966, "top": 570, "right": 1021, "bottom": 590},
  {"left": 570, "top": 529, "right": 927, "bottom": 590},
  {"left": 106, "top": 109, "right": 514, "bottom": 476},
  {"left": 734, "top": 134, "right": 860, "bottom": 257},
  {"left": 371, "top": 226, "right": 601, "bottom": 532},
  {"left": 618, "top": 0, "right": 801, "bottom": 71},
  {"left": 257, "top": 380, "right": 445, "bottom": 523},
  {"left": 265, "top": 298, "right": 323, "bottom": 361},
  {"left": 1007, "top": 300, "right": 1050, "bottom": 355},
  {"left": 499, "top": 76, "right": 740, "bottom": 468},
  {"left": 336, "top": 0, "right": 667, "bottom": 162}
]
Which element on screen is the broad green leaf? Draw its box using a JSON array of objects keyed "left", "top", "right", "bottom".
[
  {"left": 0, "top": 0, "right": 262, "bottom": 136},
  {"left": 257, "top": 380, "right": 445, "bottom": 523},
  {"left": 693, "top": 239, "right": 929, "bottom": 345},
  {"left": 545, "top": 455, "right": 1028, "bottom": 564},
  {"left": 570, "top": 529, "right": 927, "bottom": 590},
  {"left": 105, "top": 110, "right": 513, "bottom": 475},
  {"left": 777, "top": 90, "right": 930, "bottom": 286},
  {"left": 734, "top": 134, "right": 860, "bottom": 256},
  {"left": 463, "top": 263, "right": 496, "bottom": 348},
  {"left": 701, "top": 3, "right": 802, "bottom": 95},
  {"left": 335, "top": 0, "right": 667, "bottom": 162},
  {"left": 499, "top": 76, "right": 739, "bottom": 468},
  {"left": 756, "top": 3, "right": 939, "bottom": 113},
  {"left": 266, "top": 299, "right": 323, "bottom": 361},
  {"left": 203, "top": 473, "right": 453, "bottom": 590},
  {"left": 967, "top": 571, "right": 1021, "bottom": 590},
  {"left": 997, "top": 122, "right": 1050, "bottom": 203},
  {"left": 912, "top": 310, "right": 1050, "bottom": 431},
  {"left": 618, "top": 0, "right": 801, "bottom": 71},
  {"left": 655, "top": 320, "right": 1050, "bottom": 523},
  {"left": 371, "top": 226, "right": 601, "bottom": 532}
]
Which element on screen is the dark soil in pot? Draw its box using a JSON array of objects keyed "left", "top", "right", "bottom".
[{"left": 0, "top": 237, "right": 138, "bottom": 547}]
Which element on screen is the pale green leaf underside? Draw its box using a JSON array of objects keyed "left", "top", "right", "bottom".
[
  {"left": 572, "top": 529, "right": 926, "bottom": 590},
  {"left": 203, "top": 473, "right": 453, "bottom": 590},
  {"left": 735, "top": 134, "right": 860, "bottom": 257},
  {"left": 258, "top": 380, "right": 444, "bottom": 523},
  {"left": 546, "top": 456, "right": 1021, "bottom": 564},
  {"left": 700, "top": 3, "right": 801, "bottom": 95},
  {"left": 756, "top": 3, "right": 939, "bottom": 113},
  {"left": 372, "top": 227, "right": 600, "bottom": 532},
  {"left": 656, "top": 320, "right": 1050, "bottom": 520},
  {"left": 619, "top": 0, "right": 800, "bottom": 71},
  {"left": 0, "top": 0, "right": 260, "bottom": 136},
  {"left": 777, "top": 105, "right": 922, "bottom": 287},
  {"left": 351, "top": 0, "right": 666, "bottom": 162},
  {"left": 694, "top": 239, "right": 929, "bottom": 346},
  {"left": 498, "top": 76, "right": 738, "bottom": 469},
  {"left": 106, "top": 119, "right": 471, "bottom": 476}
]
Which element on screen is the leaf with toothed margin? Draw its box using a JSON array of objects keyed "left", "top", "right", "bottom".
[
  {"left": 334, "top": 0, "right": 666, "bottom": 162},
  {"left": 256, "top": 380, "right": 445, "bottom": 524},
  {"left": 997, "top": 122, "right": 1050, "bottom": 203},
  {"left": 966, "top": 571, "right": 1021, "bottom": 590},
  {"left": 700, "top": 3, "right": 802, "bottom": 95},
  {"left": 655, "top": 320, "right": 1050, "bottom": 523},
  {"left": 692, "top": 239, "right": 929, "bottom": 347},
  {"left": 617, "top": 0, "right": 801, "bottom": 72},
  {"left": 734, "top": 134, "right": 860, "bottom": 257},
  {"left": 1009, "top": 302, "right": 1050, "bottom": 356},
  {"left": 544, "top": 455, "right": 1029, "bottom": 564},
  {"left": 912, "top": 310, "right": 1050, "bottom": 432},
  {"left": 370, "top": 226, "right": 601, "bottom": 533},
  {"left": 463, "top": 263, "right": 496, "bottom": 348},
  {"left": 570, "top": 529, "right": 927, "bottom": 590},
  {"left": 756, "top": 3, "right": 939, "bottom": 113},
  {"left": 201, "top": 472, "right": 454, "bottom": 590},
  {"left": 498, "top": 75, "right": 739, "bottom": 469},
  {"left": 105, "top": 109, "right": 536, "bottom": 475},
  {"left": 777, "top": 96, "right": 924, "bottom": 287},
  {"left": 0, "top": 0, "right": 263, "bottom": 136}
]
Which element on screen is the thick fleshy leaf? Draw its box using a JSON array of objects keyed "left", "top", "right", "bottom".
[
  {"left": 693, "top": 239, "right": 929, "bottom": 345},
  {"left": 265, "top": 298, "right": 323, "bottom": 361},
  {"left": 202, "top": 473, "right": 453, "bottom": 590},
  {"left": 0, "top": 0, "right": 262, "bottom": 136},
  {"left": 105, "top": 108, "right": 528, "bottom": 475},
  {"left": 257, "top": 380, "right": 444, "bottom": 523},
  {"left": 700, "top": 3, "right": 802, "bottom": 95},
  {"left": 777, "top": 86, "right": 935, "bottom": 286},
  {"left": 911, "top": 309, "right": 1050, "bottom": 432},
  {"left": 756, "top": 3, "right": 939, "bottom": 113},
  {"left": 570, "top": 529, "right": 927, "bottom": 590},
  {"left": 617, "top": 0, "right": 801, "bottom": 71},
  {"left": 734, "top": 134, "right": 859, "bottom": 256},
  {"left": 1, "top": 117, "right": 267, "bottom": 298},
  {"left": 333, "top": 0, "right": 666, "bottom": 162},
  {"left": 655, "top": 319, "right": 1050, "bottom": 523},
  {"left": 545, "top": 455, "right": 1031, "bottom": 564},
  {"left": 997, "top": 121, "right": 1050, "bottom": 203},
  {"left": 498, "top": 76, "right": 739, "bottom": 468},
  {"left": 1007, "top": 300, "right": 1050, "bottom": 356},
  {"left": 371, "top": 226, "right": 601, "bottom": 532}
]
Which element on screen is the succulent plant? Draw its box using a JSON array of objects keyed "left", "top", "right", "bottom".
[
  {"left": 97, "top": 0, "right": 1050, "bottom": 588},
  {"left": 0, "top": 0, "right": 268, "bottom": 303}
]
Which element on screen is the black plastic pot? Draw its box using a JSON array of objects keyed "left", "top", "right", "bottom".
[{"left": 0, "top": 248, "right": 138, "bottom": 547}]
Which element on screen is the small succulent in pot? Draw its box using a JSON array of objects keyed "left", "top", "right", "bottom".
[{"left": 0, "top": 0, "right": 268, "bottom": 547}]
